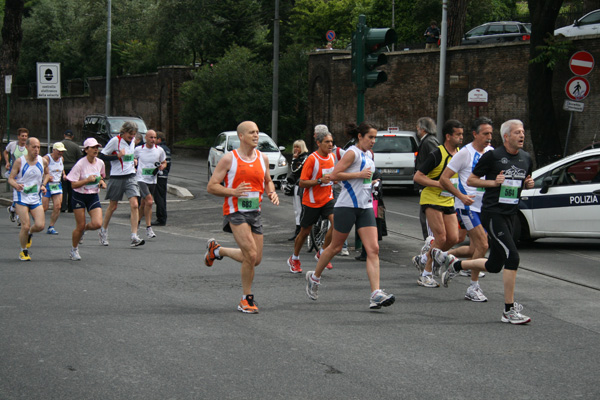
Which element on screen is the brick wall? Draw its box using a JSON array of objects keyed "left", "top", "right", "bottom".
[{"left": 308, "top": 36, "right": 600, "bottom": 155}]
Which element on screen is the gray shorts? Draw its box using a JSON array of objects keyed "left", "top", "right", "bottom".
[
  {"left": 223, "top": 211, "right": 263, "bottom": 235},
  {"left": 105, "top": 175, "right": 140, "bottom": 201},
  {"left": 138, "top": 182, "right": 156, "bottom": 199},
  {"left": 333, "top": 207, "right": 376, "bottom": 234}
]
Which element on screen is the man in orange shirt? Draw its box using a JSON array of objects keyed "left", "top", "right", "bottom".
[
  {"left": 205, "top": 121, "right": 279, "bottom": 314},
  {"left": 287, "top": 126, "right": 335, "bottom": 273}
]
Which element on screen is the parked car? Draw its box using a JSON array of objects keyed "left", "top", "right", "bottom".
[
  {"left": 461, "top": 21, "right": 531, "bottom": 45},
  {"left": 372, "top": 128, "right": 418, "bottom": 187},
  {"left": 554, "top": 9, "right": 600, "bottom": 37},
  {"left": 516, "top": 148, "right": 600, "bottom": 242},
  {"left": 82, "top": 114, "right": 148, "bottom": 147},
  {"left": 207, "top": 131, "right": 288, "bottom": 188}
]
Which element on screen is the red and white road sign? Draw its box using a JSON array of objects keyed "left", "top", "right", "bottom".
[
  {"left": 565, "top": 76, "right": 590, "bottom": 101},
  {"left": 569, "top": 51, "right": 594, "bottom": 76}
]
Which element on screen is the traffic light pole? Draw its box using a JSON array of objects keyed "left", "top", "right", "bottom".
[{"left": 355, "top": 15, "right": 366, "bottom": 124}]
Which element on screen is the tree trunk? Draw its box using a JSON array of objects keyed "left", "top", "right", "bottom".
[
  {"left": 447, "top": 0, "right": 470, "bottom": 47},
  {"left": 527, "top": 0, "right": 564, "bottom": 166},
  {"left": 0, "top": 0, "right": 25, "bottom": 157}
]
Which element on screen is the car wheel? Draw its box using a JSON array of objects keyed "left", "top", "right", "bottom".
[{"left": 513, "top": 212, "right": 534, "bottom": 246}]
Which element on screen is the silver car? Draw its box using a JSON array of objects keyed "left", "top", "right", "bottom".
[
  {"left": 208, "top": 131, "right": 288, "bottom": 187},
  {"left": 372, "top": 129, "right": 418, "bottom": 187}
]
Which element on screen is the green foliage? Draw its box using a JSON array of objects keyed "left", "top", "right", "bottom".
[{"left": 529, "top": 33, "right": 573, "bottom": 69}]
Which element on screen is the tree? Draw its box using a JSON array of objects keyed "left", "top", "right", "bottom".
[
  {"left": 447, "top": 0, "right": 469, "bottom": 46},
  {"left": 0, "top": 0, "right": 25, "bottom": 149},
  {"left": 527, "top": 0, "right": 564, "bottom": 165}
]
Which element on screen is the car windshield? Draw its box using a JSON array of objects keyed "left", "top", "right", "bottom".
[
  {"left": 226, "top": 135, "right": 279, "bottom": 152},
  {"left": 373, "top": 136, "right": 415, "bottom": 153},
  {"left": 108, "top": 118, "right": 148, "bottom": 134}
]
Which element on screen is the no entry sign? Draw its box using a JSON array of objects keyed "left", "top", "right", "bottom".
[
  {"left": 569, "top": 51, "right": 594, "bottom": 76},
  {"left": 565, "top": 76, "right": 590, "bottom": 101}
]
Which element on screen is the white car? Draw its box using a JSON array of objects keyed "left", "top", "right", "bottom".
[
  {"left": 554, "top": 9, "right": 600, "bottom": 37},
  {"left": 208, "top": 131, "right": 288, "bottom": 187},
  {"left": 372, "top": 128, "right": 418, "bottom": 187},
  {"left": 516, "top": 148, "right": 600, "bottom": 241}
]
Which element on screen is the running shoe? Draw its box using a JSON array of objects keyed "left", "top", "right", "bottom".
[
  {"left": 99, "top": 229, "right": 109, "bottom": 246},
  {"left": 19, "top": 249, "right": 31, "bottom": 261},
  {"left": 287, "top": 256, "right": 302, "bottom": 274},
  {"left": 431, "top": 248, "right": 459, "bottom": 288},
  {"left": 237, "top": 295, "right": 259, "bottom": 314},
  {"left": 465, "top": 285, "right": 488, "bottom": 302},
  {"left": 47, "top": 226, "right": 58, "bottom": 235},
  {"left": 501, "top": 303, "right": 531, "bottom": 325},
  {"left": 432, "top": 259, "right": 441, "bottom": 276},
  {"left": 421, "top": 236, "right": 434, "bottom": 256},
  {"left": 340, "top": 247, "right": 350, "bottom": 256},
  {"left": 305, "top": 271, "right": 320, "bottom": 300},
  {"left": 412, "top": 255, "right": 425, "bottom": 275},
  {"left": 146, "top": 226, "right": 156, "bottom": 238},
  {"left": 315, "top": 251, "right": 333, "bottom": 270},
  {"left": 70, "top": 248, "right": 81, "bottom": 261},
  {"left": 16, "top": 215, "right": 21, "bottom": 226},
  {"left": 130, "top": 235, "right": 145, "bottom": 247},
  {"left": 204, "top": 238, "right": 222, "bottom": 267},
  {"left": 417, "top": 274, "right": 439, "bottom": 288},
  {"left": 369, "top": 289, "right": 395, "bottom": 309},
  {"left": 26, "top": 233, "right": 33, "bottom": 249},
  {"left": 459, "top": 270, "right": 486, "bottom": 278},
  {"left": 7, "top": 206, "right": 15, "bottom": 223}
]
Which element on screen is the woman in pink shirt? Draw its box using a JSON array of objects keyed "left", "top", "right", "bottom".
[{"left": 66, "top": 138, "right": 106, "bottom": 260}]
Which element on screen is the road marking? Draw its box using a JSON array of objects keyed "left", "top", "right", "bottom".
[{"left": 385, "top": 209, "right": 419, "bottom": 219}]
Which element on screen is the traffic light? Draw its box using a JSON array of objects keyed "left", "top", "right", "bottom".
[{"left": 364, "top": 28, "right": 397, "bottom": 88}]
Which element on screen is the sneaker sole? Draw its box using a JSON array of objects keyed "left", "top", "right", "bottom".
[
  {"left": 465, "top": 294, "right": 488, "bottom": 302},
  {"left": 501, "top": 316, "right": 531, "bottom": 324},
  {"left": 237, "top": 306, "right": 259, "bottom": 314},
  {"left": 131, "top": 240, "right": 146, "bottom": 247},
  {"left": 370, "top": 295, "right": 395, "bottom": 309},
  {"left": 417, "top": 279, "right": 439, "bottom": 288}
]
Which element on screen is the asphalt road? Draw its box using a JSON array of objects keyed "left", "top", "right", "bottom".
[{"left": 1, "top": 156, "right": 599, "bottom": 400}]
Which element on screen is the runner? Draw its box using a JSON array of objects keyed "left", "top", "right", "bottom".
[
  {"left": 42, "top": 142, "right": 67, "bottom": 235},
  {"left": 67, "top": 138, "right": 107, "bottom": 261},
  {"left": 7, "top": 137, "right": 49, "bottom": 261},
  {"left": 305, "top": 122, "right": 395, "bottom": 310},
  {"left": 134, "top": 129, "right": 167, "bottom": 238},
  {"left": 4, "top": 128, "right": 29, "bottom": 224},
  {"left": 204, "top": 121, "right": 279, "bottom": 314},
  {"left": 412, "top": 120, "right": 463, "bottom": 288},
  {"left": 433, "top": 119, "right": 535, "bottom": 324},
  {"left": 98, "top": 121, "right": 145, "bottom": 247},
  {"left": 287, "top": 126, "right": 335, "bottom": 274},
  {"left": 438, "top": 117, "right": 493, "bottom": 302}
]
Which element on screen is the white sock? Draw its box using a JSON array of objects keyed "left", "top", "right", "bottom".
[
  {"left": 422, "top": 271, "right": 432, "bottom": 277},
  {"left": 471, "top": 280, "right": 479, "bottom": 287},
  {"left": 292, "top": 254, "right": 299, "bottom": 260},
  {"left": 214, "top": 248, "right": 220, "bottom": 258},
  {"left": 311, "top": 272, "right": 320, "bottom": 282}
]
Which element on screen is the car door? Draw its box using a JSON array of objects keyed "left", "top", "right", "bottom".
[
  {"left": 209, "top": 133, "right": 226, "bottom": 174},
  {"left": 528, "top": 154, "right": 600, "bottom": 236},
  {"left": 577, "top": 10, "right": 600, "bottom": 35}
]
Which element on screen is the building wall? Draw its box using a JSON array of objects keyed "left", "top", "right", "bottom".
[{"left": 308, "top": 36, "right": 600, "bottom": 155}]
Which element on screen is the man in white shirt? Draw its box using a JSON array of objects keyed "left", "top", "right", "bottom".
[{"left": 134, "top": 129, "right": 166, "bottom": 238}]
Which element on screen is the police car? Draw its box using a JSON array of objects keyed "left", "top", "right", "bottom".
[{"left": 516, "top": 148, "right": 600, "bottom": 241}]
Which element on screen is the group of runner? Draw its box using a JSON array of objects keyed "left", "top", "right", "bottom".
[{"left": 4, "top": 122, "right": 166, "bottom": 262}]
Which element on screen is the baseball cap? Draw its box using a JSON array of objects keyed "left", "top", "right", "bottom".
[
  {"left": 64, "top": 129, "right": 74, "bottom": 137},
  {"left": 53, "top": 142, "right": 67, "bottom": 152},
  {"left": 83, "top": 138, "right": 100, "bottom": 148},
  {"left": 314, "top": 124, "right": 330, "bottom": 135}
]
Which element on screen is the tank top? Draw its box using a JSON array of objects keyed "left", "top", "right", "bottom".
[
  {"left": 420, "top": 145, "right": 458, "bottom": 207},
  {"left": 301, "top": 151, "right": 334, "bottom": 207},
  {"left": 13, "top": 155, "right": 44, "bottom": 205},
  {"left": 223, "top": 149, "right": 266, "bottom": 215},
  {"left": 46, "top": 154, "right": 64, "bottom": 184},
  {"left": 335, "top": 146, "right": 375, "bottom": 209}
]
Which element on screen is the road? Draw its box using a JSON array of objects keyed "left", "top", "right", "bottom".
[{"left": 0, "top": 156, "right": 599, "bottom": 399}]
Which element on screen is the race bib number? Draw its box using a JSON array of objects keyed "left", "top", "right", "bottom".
[
  {"left": 122, "top": 154, "right": 134, "bottom": 162},
  {"left": 23, "top": 184, "right": 38, "bottom": 194},
  {"left": 142, "top": 168, "right": 155, "bottom": 176},
  {"left": 49, "top": 183, "right": 61, "bottom": 192},
  {"left": 499, "top": 179, "right": 522, "bottom": 204},
  {"left": 441, "top": 177, "right": 459, "bottom": 197},
  {"left": 321, "top": 167, "right": 334, "bottom": 186},
  {"left": 238, "top": 191, "right": 260, "bottom": 211}
]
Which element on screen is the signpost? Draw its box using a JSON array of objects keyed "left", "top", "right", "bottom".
[
  {"left": 467, "top": 88, "right": 488, "bottom": 117},
  {"left": 37, "top": 62, "right": 61, "bottom": 153},
  {"left": 563, "top": 51, "right": 593, "bottom": 157}
]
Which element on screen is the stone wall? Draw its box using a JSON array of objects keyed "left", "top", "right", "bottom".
[
  {"left": 9, "top": 66, "right": 194, "bottom": 145},
  {"left": 307, "top": 36, "right": 600, "bottom": 155}
]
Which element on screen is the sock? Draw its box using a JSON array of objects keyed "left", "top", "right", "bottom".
[
  {"left": 470, "top": 280, "right": 479, "bottom": 287},
  {"left": 311, "top": 272, "right": 320, "bottom": 282},
  {"left": 292, "top": 254, "right": 299, "bottom": 260},
  {"left": 147, "top": 226, "right": 151, "bottom": 229},
  {"left": 100, "top": 227, "right": 106, "bottom": 234},
  {"left": 72, "top": 247, "right": 78, "bottom": 251},
  {"left": 319, "top": 248, "right": 323, "bottom": 255},
  {"left": 454, "top": 260, "right": 463, "bottom": 271},
  {"left": 21, "top": 248, "right": 26, "bottom": 252},
  {"left": 505, "top": 303, "right": 514, "bottom": 312},
  {"left": 422, "top": 271, "right": 432, "bottom": 277},
  {"left": 131, "top": 233, "right": 136, "bottom": 240},
  {"left": 214, "top": 248, "right": 220, "bottom": 258}
]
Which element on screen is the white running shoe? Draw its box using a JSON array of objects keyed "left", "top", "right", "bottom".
[
  {"left": 7, "top": 206, "right": 16, "bottom": 223},
  {"left": 417, "top": 274, "right": 440, "bottom": 288},
  {"left": 305, "top": 271, "right": 320, "bottom": 300},
  {"left": 146, "top": 226, "right": 156, "bottom": 238},
  {"left": 421, "top": 236, "right": 434, "bottom": 256},
  {"left": 369, "top": 289, "right": 395, "bottom": 309},
  {"left": 501, "top": 303, "right": 531, "bottom": 324},
  {"left": 70, "top": 248, "right": 81, "bottom": 261},
  {"left": 465, "top": 285, "right": 488, "bottom": 302},
  {"left": 340, "top": 247, "right": 350, "bottom": 256},
  {"left": 459, "top": 270, "right": 486, "bottom": 278},
  {"left": 412, "top": 255, "right": 425, "bottom": 275},
  {"left": 131, "top": 234, "right": 145, "bottom": 247},
  {"left": 99, "top": 229, "right": 109, "bottom": 246}
]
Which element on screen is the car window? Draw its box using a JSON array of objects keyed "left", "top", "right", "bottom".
[
  {"left": 257, "top": 136, "right": 279, "bottom": 152},
  {"left": 486, "top": 25, "right": 504, "bottom": 35},
  {"left": 544, "top": 155, "right": 600, "bottom": 187},
  {"left": 107, "top": 118, "right": 148, "bottom": 134},
  {"left": 227, "top": 136, "right": 240, "bottom": 151},
  {"left": 373, "top": 136, "right": 416, "bottom": 153},
  {"left": 465, "top": 26, "right": 487, "bottom": 38},
  {"left": 580, "top": 11, "right": 600, "bottom": 25},
  {"left": 523, "top": 24, "right": 532, "bottom": 33},
  {"left": 213, "top": 134, "right": 226, "bottom": 148},
  {"left": 504, "top": 25, "right": 519, "bottom": 34}
]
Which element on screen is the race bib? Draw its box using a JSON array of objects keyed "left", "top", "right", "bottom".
[
  {"left": 142, "top": 168, "right": 155, "bottom": 176},
  {"left": 321, "top": 167, "right": 334, "bottom": 186},
  {"left": 122, "top": 154, "right": 134, "bottom": 162},
  {"left": 85, "top": 176, "right": 101, "bottom": 187},
  {"left": 49, "top": 183, "right": 61, "bottom": 192},
  {"left": 499, "top": 179, "right": 522, "bottom": 204},
  {"left": 441, "top": 177, "right": 459, "bottom": 197},
  {"left": 238, "top": 191, "right": 260, "bottom": 211},
  {"left": 23, "top": 184, "right": 38, "bottom": 194}
]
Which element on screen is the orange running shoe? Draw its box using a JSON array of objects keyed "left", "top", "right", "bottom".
[
  {"left": 314, "top": 251, "right": 333, "bottom": 270},
  {"left": 204, "top": 238, "right": 222, "bottom": 267},
  {"left": 287, "top": 256, "right": 302, "bottom": 273},
  {"left": 237, "top": 295, "right": 259, "bottom": 314}
]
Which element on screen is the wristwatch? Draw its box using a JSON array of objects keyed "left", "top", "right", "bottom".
[{"left": 317, "top": 178, "right": 322, "bottom": 185}]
